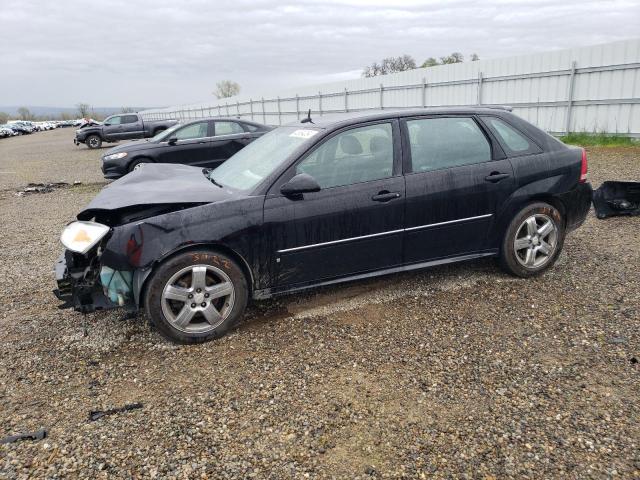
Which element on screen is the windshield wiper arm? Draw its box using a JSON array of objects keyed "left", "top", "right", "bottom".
[{"left": 203, "top": 168, "right": 223, "bottom": 188}]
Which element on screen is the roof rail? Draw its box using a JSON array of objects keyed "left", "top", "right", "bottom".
[{"left": 482, "top": 105, "right": 513, "bottom": 112}]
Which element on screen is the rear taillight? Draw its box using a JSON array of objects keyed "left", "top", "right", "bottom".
[{"left": 579, "top": 148, "right": 588, "bottom": 183}]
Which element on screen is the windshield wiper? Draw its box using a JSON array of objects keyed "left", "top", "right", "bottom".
[{"left": 203, "top": 168, "right": 223, "bottom": 188}]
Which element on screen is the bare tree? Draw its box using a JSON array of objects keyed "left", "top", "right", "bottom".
[
  {"left": 470, "top": 53, "right": 480, "bottom": 61},
  {"left": 0, "top": 111, "right": 8, "bottom": 124},
  {"left": 121, "top": 107, "right": 136, "bottom": 113},
  {"left": 17, "top": 107, "right": 34, "bottom": 121},
  {"left": 440, "top": 52, "right": 464, "bottom": 64},
  {"left": 362, "top": 54, "right": 417, "bottom": 77},
  {"left": 76, "top": 103, "right": 91, "bottom": 118},
  {"left": 213, "top": 80, "right": 240, "bottom": 99}
]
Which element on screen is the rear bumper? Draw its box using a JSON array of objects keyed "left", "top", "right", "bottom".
[{"left": 559, "top": 182, "right": 593, "bottom": 231}]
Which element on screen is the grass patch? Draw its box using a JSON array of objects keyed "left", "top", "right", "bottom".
[{"left": 559, "top": 132, "right": 636, "bottom": 147}]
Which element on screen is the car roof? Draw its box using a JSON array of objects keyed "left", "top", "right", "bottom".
[{"left": 285, "top": 106, "right": 514, "bottom": 129}]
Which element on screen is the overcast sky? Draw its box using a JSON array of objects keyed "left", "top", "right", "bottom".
[{"left": 1, "top": 0, "right": 639, "bottom": 108}]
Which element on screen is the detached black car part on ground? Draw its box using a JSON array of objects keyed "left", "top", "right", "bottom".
[
  {"left": 592, "top": 181, "right": 640, "bottom": 218},
  {"left": 54, "top": 107, "right": 592, "bottom": 344},
  {"left": 100, "top": 118, "right": 270, "bottom": 179}
]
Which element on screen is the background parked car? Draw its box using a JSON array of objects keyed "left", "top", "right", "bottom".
[
  {"left": 74, "top": 112, "right": 178, "bottom": 149},
  {"left": 101, "top": 118, "right": 271, "bottom": 179}
]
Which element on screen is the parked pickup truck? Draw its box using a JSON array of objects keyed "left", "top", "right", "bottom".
[{"left": 74, "top": 113, "right": 178, "bottom": 149}]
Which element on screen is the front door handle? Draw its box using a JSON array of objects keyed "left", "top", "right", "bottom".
[
  {"left": 485, "top": 172, "right": 510, "bottom": 183},
  {"left": 372, "top": 191, "right": 401, "bottom": 202}
]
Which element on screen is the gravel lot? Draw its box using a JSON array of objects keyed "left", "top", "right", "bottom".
[{"left": 0, "top": 128, "right": 638, "bottom": 479}]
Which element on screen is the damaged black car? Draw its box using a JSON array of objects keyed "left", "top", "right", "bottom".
[{"left": 54, "top": 107, "right": 592, "bottom": 343}]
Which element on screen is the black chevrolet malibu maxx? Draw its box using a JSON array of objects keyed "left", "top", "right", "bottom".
[{"left": 55, "top": 107, "right": 592, "bottom": 343}]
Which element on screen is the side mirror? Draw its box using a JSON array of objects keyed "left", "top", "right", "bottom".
[
  {"left": 280, "top": 173, "right": 321, "bottom": 197},
  {"left": 168, "top": 136, "right": 178, "bottom": 145}
]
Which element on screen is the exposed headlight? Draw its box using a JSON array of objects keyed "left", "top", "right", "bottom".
[
  {"left": 60, "top": 221, "right": 110, "bottom": 254},
  {"left": 103, "top": 152, "right": 128, "bottom": 161}
]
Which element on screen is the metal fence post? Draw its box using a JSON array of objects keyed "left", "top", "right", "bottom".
[
  {"left": 296, "top": 94, "right": 300, "bottom": 121},
  {"left": 477, "top": 72, "right": 483, "bottom": 105},
  {"left": 344, "top": 88, "right": 349, "bottom": 112},
  {"left": 380, "top": 84, "right": 384, "bottom": 109},
  {"left": 277, "top": 97, "right": 282, "bottom": 125},
  {"left": 236, "top": 101, "right": 240, "bottom": 117},
  {"left": 218, "top": 105, "right": 221, "bottom": 117},
  {"left": 250, "top": 99, "right": 254, "bottom": 121},
  {"left": 421, "top": 78, "right": 427, "bottom": 107},
  {"left": 318, "top": 91, "right": 323, "bottom": 115},
  {"left": 565, "top": 61, "right": 577, "bottom": 134},
  {"left": 225, "top": 102, "right": 229, "bottom": 116},
  {"left": 262, "top": 97, "right": 266, "bottom": 124}
]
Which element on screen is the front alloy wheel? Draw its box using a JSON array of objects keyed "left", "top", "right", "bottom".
[
  {"left": 161, "top": 264, "right": 235, "bottom": 334},
  {"left": 144, "top": 250, "right": 248, "bottom": 343}
]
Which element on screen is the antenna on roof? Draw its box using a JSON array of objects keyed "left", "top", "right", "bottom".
[{"left": 301, "top": 108, "right": 314, "bottom": 124}]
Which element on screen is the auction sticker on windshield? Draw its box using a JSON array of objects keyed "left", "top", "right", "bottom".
[{"left": 289, "top": 129, "right": 318, "bottom": 139}]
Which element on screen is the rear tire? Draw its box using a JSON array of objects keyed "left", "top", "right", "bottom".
[
  {"left": 499, "top": 202, "right": 565, "bottom": 278},
  {"left": 86, "top": 135, "right": 102, "bottom": 149},
  {"left": 144, "top": 250, "right": 249, "bottom": 344}
]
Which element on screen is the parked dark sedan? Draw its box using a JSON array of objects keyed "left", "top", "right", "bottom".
[
  {"left": 55, "top": 107, "right": 592, "bottom": 343},
  {"left": 100, "top": 118, "right": 271, "bottom": 179}
]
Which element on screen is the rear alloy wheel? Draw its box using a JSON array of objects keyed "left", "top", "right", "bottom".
[
  {"left": 86, "top": 134, "right": 102, "bottom": 149},
  {"left": 499, "top": 202, "right": 565, "bottom": 277},
  {"left": 144, "top": 250, "right": 248, "bottom": 343}
]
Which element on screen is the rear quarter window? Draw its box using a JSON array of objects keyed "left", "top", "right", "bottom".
[{"left": 482, "top": 117, "right": 542, "bottom": 156}]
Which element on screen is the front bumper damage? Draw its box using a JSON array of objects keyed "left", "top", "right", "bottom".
[{"left": 53, "top": 250, "right": 136, "bottom": 313}]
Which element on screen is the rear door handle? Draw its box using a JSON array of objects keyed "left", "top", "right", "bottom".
[
  {"left": 372, "top": 191, "right": 401, "bottom": 202},
  {"left": 485, "top": 172, "right": 510, "bottom": 183}
]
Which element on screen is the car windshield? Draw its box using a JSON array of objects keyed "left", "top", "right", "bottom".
[
  {"left": 151, "top": 124, "right": 181, "bottom": 142},
  {"left": 210, "top": 126, "right": 321, "bottom": 191}
]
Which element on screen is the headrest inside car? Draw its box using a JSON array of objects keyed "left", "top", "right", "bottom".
[
  {"left": 370, "top": 136, "right": 390, "bottom": 154},
  {"left": 340, "top": 135, "right": 363, "bottom": 155}
]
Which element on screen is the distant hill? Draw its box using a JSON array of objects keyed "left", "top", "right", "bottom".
[{"left": 0, "top": 106, "right": 152, "bottom": 119}]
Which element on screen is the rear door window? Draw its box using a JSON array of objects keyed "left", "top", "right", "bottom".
[
  {"left": 215, "top": 121, "right": 244, "bottom": 136},
  {"left": 121, "top": 115, "right": 139, "bottom": 124},
  {"left": 482, "top": 117, "right": 541, "bottom": 156},
  {"left": 406, "top": 117, "right": 491, "bottom": 173}
]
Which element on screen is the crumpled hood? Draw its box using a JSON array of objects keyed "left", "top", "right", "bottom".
[{"left": 80, "top": 163, "right": 235, "bottom": 214}]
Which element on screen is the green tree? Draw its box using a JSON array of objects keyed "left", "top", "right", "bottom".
[
  {"left": 213, "top": 80, "right": 240, "bottom": 99},
  {"left": 421, "top": 57, "right": 439, "bottom": 68}
]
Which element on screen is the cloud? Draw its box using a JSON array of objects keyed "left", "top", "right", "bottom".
[{"left": 0, "top": 0, "right": 638, "bottom": 107}]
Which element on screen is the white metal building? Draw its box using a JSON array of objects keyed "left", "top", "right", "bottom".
[{"left": 140, "top": 38, "right": 640, "bottom": 136}]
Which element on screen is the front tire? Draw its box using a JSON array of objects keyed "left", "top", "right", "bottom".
[
  {"left": 86, "top": 134, "right": 102, "bottom": 149},
  {"left": 128, "top": 158, "right": 150, "bottom": 173},
  {"left": 144, "top": 250, "right": 249, "bottom": 344},
  {"left": 499, "top": 202, "right": 565, "bottom": 278}
]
